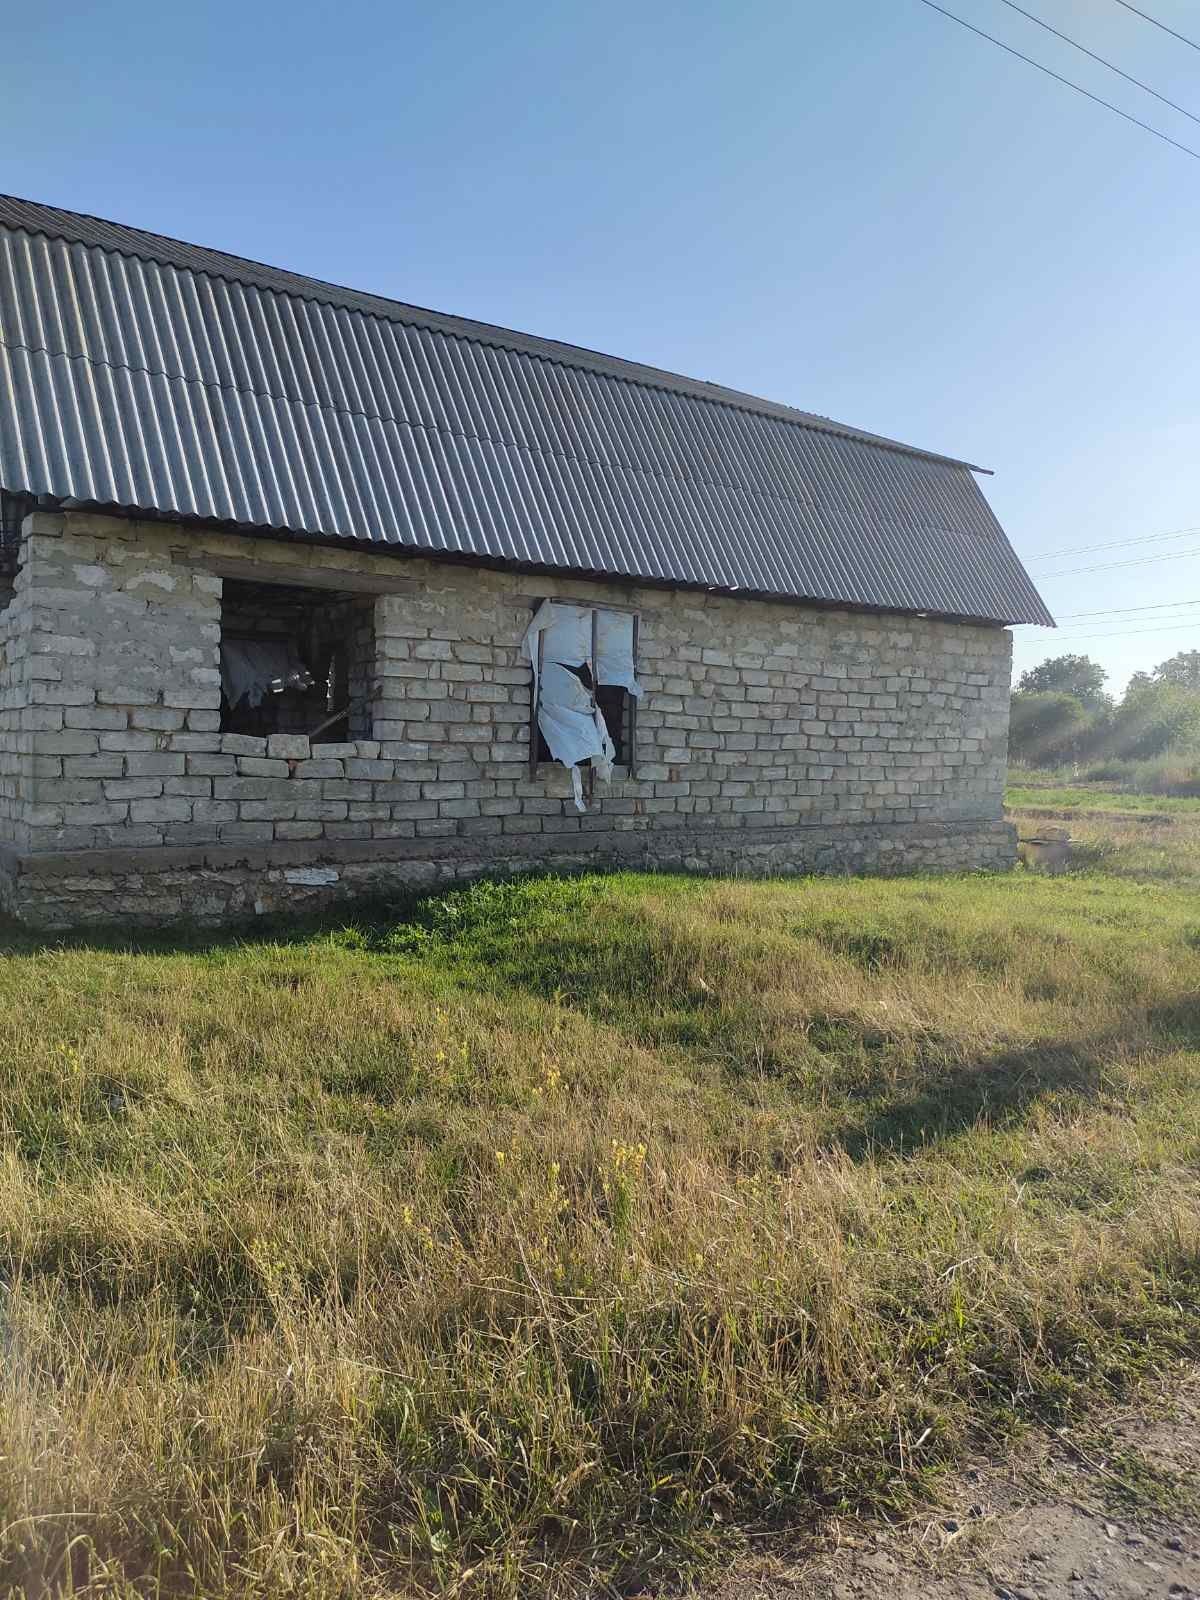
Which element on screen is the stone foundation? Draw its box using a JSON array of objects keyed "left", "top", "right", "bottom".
[{"left": 0, "top": 819, "right": 1016, "bottom": 931}]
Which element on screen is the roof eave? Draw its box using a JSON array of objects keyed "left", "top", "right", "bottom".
[{"left": 24, "top": 494, "right": 1050, "bottom": 627}]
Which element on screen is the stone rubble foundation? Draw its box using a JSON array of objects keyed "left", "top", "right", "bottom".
[{"left": 0, "top": 819, "right": 1016, "bottom": 931}]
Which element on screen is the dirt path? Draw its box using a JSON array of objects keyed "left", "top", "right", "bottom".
[{"left": 701, "top": 1375, "right": 1200, "bottom": 1600}]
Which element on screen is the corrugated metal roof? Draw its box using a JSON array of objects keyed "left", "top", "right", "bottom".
[{"left": 0, "top": 195, "right": 1053, "bottom": 626}]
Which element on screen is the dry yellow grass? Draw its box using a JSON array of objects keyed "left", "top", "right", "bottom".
[{"left": 2, "top": 848, "right": 1199, "bottom": 1596}]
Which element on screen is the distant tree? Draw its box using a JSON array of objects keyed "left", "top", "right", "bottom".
[
  {"left": 1105, "top": 676, "right": 1200, "bottom": 761},
  {"left": 1008, "top": 691, "right": 1095, "bottom": 767},
  {"left": 1017, "top": 654, "right": 1110, "bottom": 710},
  {"left": 1152, "top": 650, "right": 1200, "bottom": 691}
]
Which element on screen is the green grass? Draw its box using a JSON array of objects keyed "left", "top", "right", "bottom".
[
  {"left": 3, "top": 828, "right": 1200, "bottom": 1596},
  {"left": 1006, "top": 783, "right": 1200, "bottom": 815}
]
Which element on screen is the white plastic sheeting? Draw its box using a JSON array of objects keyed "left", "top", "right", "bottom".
[
  {"left": 221, "top": 639, "right": 313, "bottom": 710},
  {"left": 523, "top": 601, "right": 641, "bottom": 810},
  {"left": 594, "top": 610, "right": 641, "bottom": 697}
]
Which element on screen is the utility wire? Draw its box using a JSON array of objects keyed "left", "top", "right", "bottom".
[
  {"left": 1034, "top": 545, "right": 1200, "bottom": 578},
  {"left": 997, "top": 0, "right": 1200, "bottom": 125},
  {"left": 1055, "top": 597, "right": 1200, "bottom": 619},
  {"left": 1017, "top": 620, "right": 1200, "bottom": 640},
  {"left": 916, "top": 0, "right": 1200, "bottom": 159},
  {"left": 1052, "top": 618, "right": 1200, "bottom": 635},
  {"left": 1016, "top": 619, "right": 1200, "bottom": 641},
  {"left": 1028, "top": 523, "right": 1200, "bottom": 562},
  {"left": 1112, "top": 0, "right": 1200, "bottom": 54}
]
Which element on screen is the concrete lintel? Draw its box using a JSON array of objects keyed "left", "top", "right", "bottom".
[{"left": 176, "top": 551, "right": 422, "bottom": 597}]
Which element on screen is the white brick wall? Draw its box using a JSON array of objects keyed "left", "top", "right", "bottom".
[{"left": 0, "top": 510, "right": 1013, "bottom": 862}]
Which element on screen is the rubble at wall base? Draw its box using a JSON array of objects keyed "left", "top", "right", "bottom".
[{"left": 0, "top": 819, "right": 1017, "bottom": 931}]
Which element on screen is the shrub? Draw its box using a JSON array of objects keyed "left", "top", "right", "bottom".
[
  {"left": 1103, "top": 680, "right": 1200, "bottom": 763},
  {"left": 1009, "top": 692, "right": 1096, "bottom": 767}
]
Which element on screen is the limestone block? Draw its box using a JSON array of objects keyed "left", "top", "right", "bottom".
[
  {"left": 240, "top": 801, "right": 297, "bottom": 822},
  {"left": 97, "top": 685, "right": 160, "bottom": 707},
  {"left": 39, "top": 780, "right": 104, "bottom": 803},
  {"left": 37, "top": 731, "right": 99, "bottom": 755},
  {"left": 292, "top": 759, "right": 344, "bottom": 780},
  {"left": 64, "top": 756, "right": 124, "bottom": 779},
  {"left": 31, "top": 633, "right": 95, "bottom": 658},
  {"left": 214, "top": 777, "right": 295, "bottom": 801},
  {"left": 345, "top": 759, "right": 394, "bottom": 779},
  {"left": 217, "top": 821, "right": 275, "bottom": 844},
  {"left": 324, "top": 821, "right": 372, "bottom": 840},
  {"left": 275, "top": 821, "right": 325, "bottom": 841},
  {"left": 64, "top": 707, "right": 128, "bottom": 731},
  {"left": 63, "top": 801, "right": 129, "bottom": 825},
  {"left": 192, "top": 801, "right": 239, "bottom": 823},
  {"left": 132, "top": 708, "right": 186, "bottom": 731},
  {"left": 238, "top": 758, "right": 291, "bottom": 778},
  {"left": 126, "top": 753, "right": 186, "bottom": 777},
  {"left": 294, "top": 799, "right": 349, "bottom": 822},
  {"left": 186, "top": 755, "right": 238, "bottom": 777},
  {"left": 130, "top": 799, "right": 193, "bottom": 824},
  {"left": 266, "top": 734, "right": 311, "bottom": 760},
  {"left": 105, "top": 779, "right": 164, "bottom": 801},
  {"left": 100, "top": 732, "right": 158, "bottom": 752}
]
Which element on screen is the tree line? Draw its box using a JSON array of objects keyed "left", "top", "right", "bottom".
[{"left": 1010, "top": 650, "right": 1200, "bottom": 769}]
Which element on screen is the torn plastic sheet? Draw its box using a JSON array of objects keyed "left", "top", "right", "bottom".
[
  {"left": 524, "top": 601, "right": 639, "bottom": 810},
  {"left": 221, "top": 639, "right": 314, "bottom": 710},
  {"left": 533, "top": 602, "right": 592, "bottom": 669},
  {"left": 595, "top": 610, "right": 642, "bottom": 699}
]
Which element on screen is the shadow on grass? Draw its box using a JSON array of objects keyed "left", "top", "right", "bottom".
[
  {"left": 0, "top": 872, "right": 632, "bottom": 960},
  {"left": 831, "top": 1037, "right": 1103, "bottom": 1160},
  {"left": 7, "top": 872, "right": 1200, "bottom": 1169},
  {"left": 831, "top": 992, "right": 1200, "bottom": 1161},
  {"left": 0, "top": 888, "right": 458, "bottom": 959}
]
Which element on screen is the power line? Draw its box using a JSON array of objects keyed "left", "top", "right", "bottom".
[
  {"left": 1052, "top": 621, "right": 1200, "bottom": 638},
  {"left": 1055, "top": 597, "right": 1200, "bottom": 620},
  {"left": 1016, "top": 618, "right": 1200, "bottom": 642},
  {"left": 916, "top": 0, "right": 1200, "bottom": 159},
  {"left": 1033, "top": 545, "right": 1200, "bottom": 578},
  {"left": 997, "top": 0, "right": 1200, "bottom": 125},
  {"left": 1112, "top": 0, "right": 1200, "bottom": 54},
  {"left": 1027, "top": 522, "right": 1200, "bottom": 562}
]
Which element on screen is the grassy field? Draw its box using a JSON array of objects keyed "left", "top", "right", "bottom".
[
  {"left": 3, "top": 812, "right": 1200, "bottom": 1596},
  {"left": 1006, "top": 783, "right": 1200, "bottom": 816}
]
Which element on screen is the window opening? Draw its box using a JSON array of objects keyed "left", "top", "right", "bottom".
[
  {"left": 524, "top": 601, "right": 641, "bottom": 808},
  {"left": 219, "top": 578, "right": 375, "bottom": 742}
]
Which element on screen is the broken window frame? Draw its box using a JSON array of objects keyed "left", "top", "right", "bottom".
[
  {"left": 527, "top": 599, "right": 640, "bottom": 790},
  {"left": 218, "top": 576, "right": 376, "bottom": 742}
]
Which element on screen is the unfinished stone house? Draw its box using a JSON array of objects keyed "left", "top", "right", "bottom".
[{"left": 0, "top": 196, "right": 1052, "bottom": 928}]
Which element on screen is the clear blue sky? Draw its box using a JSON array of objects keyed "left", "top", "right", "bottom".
[{"left": 7, "top": 0, "right": 1199, "bottom": 697}]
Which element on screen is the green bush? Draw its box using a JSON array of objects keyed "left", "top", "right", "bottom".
[
  {"left": 1102, "top": 680, "right": 1200, "bottom": 763},
  {"left": 1009, "top": 691, "right": 1096, "bottom": 766}
]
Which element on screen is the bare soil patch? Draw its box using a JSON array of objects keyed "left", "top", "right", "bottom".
[{"left": 704, "top": 1376, "right": 1200, "bottom": 1600}]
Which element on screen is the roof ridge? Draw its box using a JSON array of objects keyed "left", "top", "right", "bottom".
[{"left": 0, "top": 192, "right": 989, "bottom": 475}]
